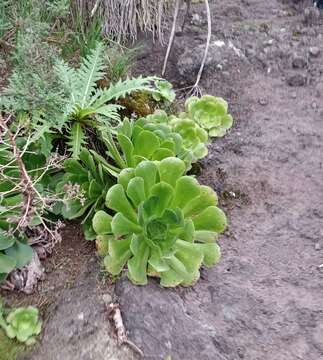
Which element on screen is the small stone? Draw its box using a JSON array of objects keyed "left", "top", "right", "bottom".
[
  {"left": 287, "top": 73, "right": 307, "bottom": 87},
  {"left": 318, "top": 264, "right": 323, "bottom": 272},
  {"left": 263, "top": 39, "right": 274, "bottom": 47},
  {"left": 258, "top": 98, "right": 268, "bottom": 106},
  {"left": 245, "top": 48, "right": 256, "bottom": 58},
  {"left": 291, "top": 92, "right": 297, "bottom": 99},
  {"left": 309, "top": 47, "right": 321, "bottom": 57},
  {"left": 102, "top": 293, "right": 112, "bottom": 304},
  {"left": 312, "top": 101, "right": 318, "bottom": 109},
  {"left": 315, "top": 82, "right": 323, "bottom": 97},
  {"left": 292, "top": 54, "right": 307, "bottom": 69},
  {"left": 77, "top": 312, "right": 84, "bottom": 321},
  {"left": 315, "top": 243, "right": 321, "bottom": 251},
  {"left": 191, "top": 13, "right": 207, "bottom": 26}
]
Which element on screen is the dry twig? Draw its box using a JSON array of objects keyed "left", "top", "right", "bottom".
[
  {"left": 162, "top": 0, "right": 180, "bottom": 76},
  {"left": 107, "top": 303, "right": 144, "bottom": 357}
]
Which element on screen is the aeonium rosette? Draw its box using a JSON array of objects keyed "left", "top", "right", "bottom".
[
  {"left": 93, "top": 157, "right": 227, "bottom": 287},
  {"left": 185, "top": 95, "right": 233, "bottom": 137}
]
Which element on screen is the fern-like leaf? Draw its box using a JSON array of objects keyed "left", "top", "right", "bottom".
[
  {"left": 91, "top": 76, "right": 159, "bottom": 109},
  {"left": 55, "top": 59, "right": 79, "bottom": 105},
  {"left": 67, "top": 123, "right": 87, "bottom": 158},
  {"left": 76, "top": 42, "right": 106, "bottom": 108},
  {"left": 96, "top": 104, "right": 123, "bottom": 122}
]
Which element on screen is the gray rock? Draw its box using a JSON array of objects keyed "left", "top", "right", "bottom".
[
  {"left": 309, "top": 47, "right": 321, "bottom": 57},
  {"left": 292, "top": 54, "right": 307, "bottom": 69},
  {"left": 177, "top": 41, "right": 244, "bottom": 79},
  {"left": 115, "top": 277, "right": 228, "bottom": 360},
  {"left": 258, "top": 98, "right": 269, "bottom": 106},
  {"left": 29, "top": 258, "right": 137, "bottom": 360},
  {"left": 177, "top": 43, "right": 223, "bottom": 77},
  {"left": 191, "top": 13, "right": 207, "bottom": 27},
  {"left": 287, "top": 73, "right": 307, "bottom": 87}
]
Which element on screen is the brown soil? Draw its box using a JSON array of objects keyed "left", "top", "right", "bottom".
[{"left": 0, "top": 223, "right": 93, "bottom": 316}]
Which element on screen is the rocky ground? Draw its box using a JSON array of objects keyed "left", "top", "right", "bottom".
[{"left": 13, "top": 0, "right": 323, "bottom": 359}]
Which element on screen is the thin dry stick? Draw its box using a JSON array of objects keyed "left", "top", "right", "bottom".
[
  {"left": 107, "top": 303, "right": 144, "bottom": 357},
  {"left": 191, "top": 0, "right": 211, "bottom": 92},
  {"left": 162, "top": 0, "right": 180, "bottom": 76},
  {"left": 181, "top": 0, "right": 191, "bottom": 32},
  {"left": 0, "top": 115, "right": 34, "bottom": 229}
]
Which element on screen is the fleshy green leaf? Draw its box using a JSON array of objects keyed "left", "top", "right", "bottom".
[
  {"left": 158, "top": 157, "right": 186, "bottom": 187},
  {"left": 92, "top": 210, "right": 113, "bottom": 235},
  {"left": 128, "top": 238, "right": 150, "bottom": 285},
  {"left": 134, "top": 161, "right": 158, "bottom": 196},
  {"left": 104, "top": 238, "right": 131, "bottom": 275},
  {"left": 126, "top": 177, "right": 146, "bottom": 207},
  {"left": 183, "top": 185, "right": 218, "bottom": 217},
  {"left": 197, "top": 242, "right": 221, "bottom": 266},
  {"left": 172, "top": 176, "right": 200, "bottom": 209},
  {"left": 111, "top": 213, "right": 142, "bottom": 236},
  {"left": 193, "top": 206, "right": 227, "bottom": 233},
  {"left": 106, "top": 184, "right": 137, "bottom": 222},
  {"left": 118, "top": 134, "right": 134, "bottom": 167},
  {"left": 134, "top": 130, "right": 160, "bottom": 158},
  {"left": 118, "top": 168, "right": 135, "bottom": 191},
  {"left": 150, "top": 182, "right": 174, "bottom": 216}
]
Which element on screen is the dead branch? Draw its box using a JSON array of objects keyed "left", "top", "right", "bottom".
[
  {"left": 107, "top": 303, "right": 144, "bottom": 357},
  {"left": 181, "top": 0, "right": 191, "bottom": 32},
  {"left": 0, "top": 115, "right": 35, "bottom": 229},
  {"left": 190, "top": 0, "right": 211, "bottom": 92},
  {"left": 162, "top": 0, "right": 180, "bottom": 76}
]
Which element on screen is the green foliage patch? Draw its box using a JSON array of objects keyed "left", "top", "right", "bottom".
[
  {"left": 0, "top": 0, "right": 233, "bottom": 290},
  {"left": 93, "top": 158, "right": 227, "bottom": 287},
  {"left": 0, "top": 302, "right": 42, "bottom": 346}
]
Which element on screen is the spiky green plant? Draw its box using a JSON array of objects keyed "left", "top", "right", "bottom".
[
  {"left": 55, "top": 42, "right": 158, "bottom": 158},
  {"left": 93, "top": 157, "right": 227, "bottom": 287},
  {"left": 57, "top": 148, "right": 114, "bottom": 240},
  {"left": 152, "top": 80, "right": 176, "bottom": 103}
]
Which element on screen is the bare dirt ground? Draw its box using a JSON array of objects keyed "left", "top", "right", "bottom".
[
  {"left": 116, "top": 1, "right": 323, "bottom": 359},
  {"left": 7, "top": 1, "right": 323, "bottom": 359}
]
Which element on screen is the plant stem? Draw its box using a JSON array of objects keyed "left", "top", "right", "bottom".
[
  {"left": 162, "top": 0, "right": 180, "bottom": 76},
  {"left": 192, "top": 0, "right": 211, "bottom": 89}
]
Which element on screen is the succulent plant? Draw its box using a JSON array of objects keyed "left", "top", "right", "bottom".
[
  {"left": 145, "top": 110, "right": 209, "bottom": 165},
  {"left": 93, "top": 157, "right": 227, "bottom": 287},
  {"left": 94, "top": 114, "right": 206, "bottom": 175},
  {"left": 57, "top": 148, "right": 114, "bottom": 240},
  {"left": 0, "top": 306, "right": 42, "bottom": 345},
  {"left": 185, "top": 95, "right": 233, "bottom": 137},
  {"left": 0, "top": 230, "right": 33, "bottom": 283}
]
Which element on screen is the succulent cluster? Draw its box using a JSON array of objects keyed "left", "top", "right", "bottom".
[
  {"left": 0, "top": 306, "right": 42, "bottom": 345},
  {"left": 93, "top": 158, "right": 227, "bottom": 287},
  {"left": 185, "top": 95, "right": 233, "bottom": 137},
  {"left": 146, "top": 111, "right": 209, "bottom": 166}
]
